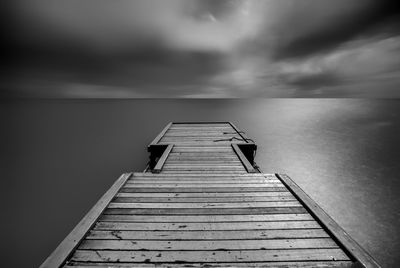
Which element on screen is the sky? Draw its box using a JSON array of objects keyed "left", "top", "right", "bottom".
[{"left": 2, "top": 0, "right": 400, "bottom": 98}]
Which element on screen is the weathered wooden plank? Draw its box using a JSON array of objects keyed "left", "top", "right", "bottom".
[
  {"left": 40, "top": 173, "right": 132, "bottom": 268},
  {"left": 160, "top": 171, "right": 248, "bottom": 174},
  {"left": 162, "top": 167, "right": 246, "bottom": 170},
  {"left": 171, "top": 123, "right": 231, "bottom": 127},
  {"left": 71, "top": 248, "right": 350, "bottom": 263},
  {"left": 123, "top": 183, "right": 284, "bottom": 188},
  {"left": 128, "top": 179, "right": 281, "bottom": 183},
  {"left": 169, "top": 150, "right": 235, "bottom": 152},
  {"left": 107, "top": 201, "right": 302, "bottom": 209},
  {"left": 165, "top": 161, "right": 243, "bottom": 165},
  {"left": 169, "top": 152, "right": 237, "bottom": 154},
  {"left": 170, "top": 124, "right": 231, "bottom": 127},
  {"left": 94, "top": 221, "right": 320, "bottom": 231},
  {"left": 130, "top": 175, "right": 278, "bottom": 180},
  {"left": 120, "top": 187, "right": 288, "bottom": 193},
  {"left": 276, "top": 174, "right": 380, "bottom": 268},
  {"left": 232, "top": 144, "right": 257, "bottom": 173},
  {"left": 167, "top": 158, "right": 240, "bottom": 162},
  {"left": 168, "top": 127, "right": 233, "bottom": 130},
  {"left": 171, "top": 146, "right": 233, "bottom": 148},
  {"left": 116, "top": 192, "right": 293, "bottom": 198},
  {"left": 162, "top": 166, "right": 245, "bottom": 169},
  {"left": 152, "top": 144, "right": 174, "bottom": 173},
  {"left": 65, "top": 261, "right": 354, "bottom": 268},
  {"left": 128, "top": 179, "right": 277, "bottom": 183},
  {"left": 113, "top": 196, "right": 297, "bottom": 203},
  {"left": 133, "top": 173, "right": 271, "bottom": 177},
  {"left": 79, "top": 238, "right": 338, "bottom": 251},
  {"left": 164, "top": 163, "right": 244, "bottom": 166},
  {"left": 98, "top": 214, "right": 314, "bottom": 222},
  {"left": 164, "top": 132, "right": 233, "bottom": 135},
  {"left": 132, "top": 173, "right": 270, "bottom": 178},
  {"left": 104, "top": 207, "right": 308, "bottom": 215},
  {"left": 160, "top": 171, "right": 249, "bottom": 174},
  {"left": 164, "top": 134, "right": 238, "bottom": 137},
  {"left": 162, "top": 137, "right": 241, "bottom": 140},
  {"left": 159, "top": 142, "right": 238, "bottom": 146},
  {"left": 168, "top": 155, "right": 238, "bottom": 158},
  {"left": 167, "top": 128, "right": 234, "bottom": 132},
  {"left": 86, "top": 229, "right": 330, "bottom": 240},
  {"left": 163, "top": 166, "right": 245, "bottom": 169}
]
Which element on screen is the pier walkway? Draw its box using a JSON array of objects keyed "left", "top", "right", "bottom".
[{"left": 41, "top": 122, "right": 379, "bottom": 267}]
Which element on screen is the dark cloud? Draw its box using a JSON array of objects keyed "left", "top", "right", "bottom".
[
  {"left": 267, "top": 0, "right": 400, "bottom": 60},
  {"left": 1, "top": 0, "right": 400, "bottom": 98},
  {"left": 281, "top": 72, "right": 341, "bottom": 91}
]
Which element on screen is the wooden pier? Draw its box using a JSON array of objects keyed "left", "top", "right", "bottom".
[{"left": 41, "top": 122, "right": 380, "bottom": 267}]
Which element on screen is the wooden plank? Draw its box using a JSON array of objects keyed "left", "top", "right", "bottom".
[
  {"left": 170, "top": 150, "right": 236, "bottom": 153},
  {"left": 167, "top": 157, "right": 239, "bottom": 160},
  {"left": 163, "top": 165, "right": 245, "bottom": 168},
  {"left": 276, "top": 174, "right": 380, "bottom": 268},
  {"left": 104, "top": 207, "right": 308, "bottom": 215},
  {"left": 162, "top": 167, "right": 246, "bottom": 170},
  {"left": 170, "top": 124, "right": 231, "bottom": 127},
  {"left": 86, "top": 229, "right": 330, "bottom": 240},
  {"left": 128, "top": 180, "right": 281, "bottom": 184},
  {"left": 126, "top": 182, "right": 281, "bottom": 186},
  {"left": 160, "top": 171, "right": 249, "bottom": 174},
  {"left": 94, "top": 221, "right": 320, "bottom": 231},
  {"left": 169, "top": 152, "right": 237, "bottom": 154},
  {"left": 161, "top": 169, "right": 247, "bottom": 172},
  {"left": 113, "top": 196, "right": 297, "bottom": 203},
  {"left": 153, "top": 144, "right": 173, "bottom": 173},
  {"left": 116, "top": 192, "right": 294, "bottom": 198},
  {"left": 130, "top": 177, "right": 275, "bottom": 182},
  {"left": 164, "top": 162, "right": 243, "bottom": 165},
  {"left": 149, "top": 122, "right": 172, "bottom": 146},
  {"left": 165, "top": 131, "right": 233, "bottom": 134},
  {"left": 123, "top": 183, "right": 284, "bottom": 188},
  {"left": 130, "top": 175, "right": 278, "bottom": 180},
  {"left": 162, "top": 136, "right": 241, "bottom": 140},
  {"left": 165, "top": 160, "right": 243, "bottom": 163},
  {"left": 171, "top": 123, "right": 231, "bottom": 126},
  {"left": 79, "top": 238, "right": 338, "bottom": 251},
  {"left": 128, "top": 179, "right": 280, "bottom": 183},
  {"left": 40, "top": 173, "right": 132, "bottom": 268},
  {"left": 70, "top": 248, "right": 350, "bottom": 263},
  {"left": 168, "top": 126, "right": 233, "bottom": 129},
  {"left": 98, "top": 214, "right": 314, "bottom": 222},
  {"left": 159, "top": 142, "right": 237, "bottom": 145},
  {"left": 164, "top": 134, "right": 238, "bottom": 137},
  {"left": 139, "top": 174, "right": 268, "bottom": 177},
  {"left": 163, "top": 164, "right": 244, "bottom": 167},
  {"left": 133, "top": 173, "right": 272, "bottom": 177},
  {"left": 65, "top": 261, "right": 354, "bottom": 268},
  {"left": 167, "top": 128, "right": 234, "bottom": 131},
  {"left": 167, "top": 158, "right": 240, "bottom": 161},
  {"left": 232, "top": 144, "right": 257, "bottom": 173},
  {"left": 107, "top": 201, "right": 302, "bottom": 209},
  {"left": 120, "top": 187, "right": 288, "bottom": 193}
]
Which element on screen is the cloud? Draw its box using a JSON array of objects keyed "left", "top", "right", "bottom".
[{"left": 2, "top": 0, "right": 400, "bottom": 98}]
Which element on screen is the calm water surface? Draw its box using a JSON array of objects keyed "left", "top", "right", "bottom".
[{"left": 2, "top": 99, "right": 400, "bottom": 267}]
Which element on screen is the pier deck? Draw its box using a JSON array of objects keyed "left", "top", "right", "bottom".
[{"left": 41, "top": 122, "right": 379, "bottom": 267}]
